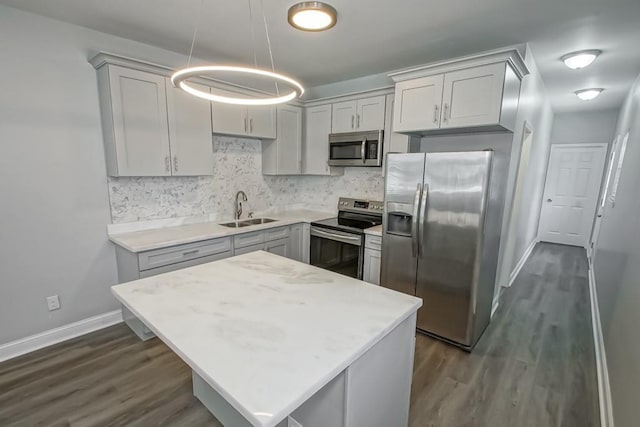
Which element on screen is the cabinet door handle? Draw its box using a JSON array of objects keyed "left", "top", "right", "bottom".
[
  {"left": 433, "top": 104, "right": 439, "bottom": 123},
  {"left": 250, "top": 118, "right": 253, "bottom": 133},
  {"left": 356, "top": 114, "right": 360, "bottom": 129},
  {"left": 165, "top": 156, "right": 171, "bottom": 172},
  {"left": 443, "top": 104, "right": 449, "bottom": 123},
  {"left": 182, "top": 249, "right": 199, "bottom": 256},
  {"left": 351, "top": 115, "right": 355, "bottom": 129},
  {"left": 173, "top": 156, "right": 178, "bottom": 172},
  {"left": 244, "top": 118, "right": 248, "bottom": 133}
]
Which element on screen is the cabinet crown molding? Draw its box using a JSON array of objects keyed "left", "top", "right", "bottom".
[{"left": 388, "top": 48, "right": 529, "bottom": 82}]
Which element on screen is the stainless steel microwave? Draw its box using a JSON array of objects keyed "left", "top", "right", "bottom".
[{"left": 328, "top": 130, "right": 383, "bottom": 167}]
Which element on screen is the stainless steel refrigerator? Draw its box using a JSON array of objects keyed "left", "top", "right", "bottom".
[{"left": 381, "top": 151, "right": 501, "bottom": 350}]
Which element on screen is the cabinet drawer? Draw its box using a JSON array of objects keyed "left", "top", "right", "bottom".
[
  {"left": 138, "top": 237, "right": 231, "bottom": 271},
  {"left": 365, "top": 235, "right": 382, "bottom": 250},
  {"left": 139, "top": 250, "right": 231, "bottom": 278},
  {"left": 234, "top": 231, "right": 265, "bottom": 249},
  {"left": 234, "top": 243, "right": 265, "bottom": 256},
  {"left": 264, "top": 226, "right": 289, "bottom": 241}
]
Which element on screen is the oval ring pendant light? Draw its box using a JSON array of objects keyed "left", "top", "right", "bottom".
[
  {"left": 171, "top": 0, "right": 304, "bottom": 106},
  {"left": 171, "top": 66, "right": 304, "bottom": 105}
]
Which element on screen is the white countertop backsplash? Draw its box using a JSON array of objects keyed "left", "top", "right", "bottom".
[
  {"left": 112, "top": 251, "right": 421, "bottom": 427},
  {"left": 107, "top": 135, "right": 384, "bottom": 224}
]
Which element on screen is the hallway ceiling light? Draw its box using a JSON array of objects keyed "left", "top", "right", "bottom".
[
  {"left": 171, "top": 0, "right": 304, "bottom": 106},
  {"left": 562, "top": 50, "right": 602, "bottom": 69},
  {"left": 575, "top": 88, "right": 604, "bottom": 101},
  {"left": 288, "top": 2, "right": 337, "bottom": 31}
]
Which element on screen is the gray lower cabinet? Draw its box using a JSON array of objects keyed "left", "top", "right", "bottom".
[
  {"left": 363, "top": 234, "right": 382, "bottom": 285},
  {"left": 115, "top": 223, "right": 309, "bottom": 341}
]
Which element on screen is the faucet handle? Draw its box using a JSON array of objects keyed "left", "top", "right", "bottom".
[{"left": 248, "top": 212, "right": 254, "bottom": 219}]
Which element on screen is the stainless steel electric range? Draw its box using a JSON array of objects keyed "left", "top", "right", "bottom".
[{"left": 310, "top": 197, "right": 383, "bottom": 279}]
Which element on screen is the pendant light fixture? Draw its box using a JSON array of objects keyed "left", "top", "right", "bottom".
[{"left": 171, "top": 0, "right": 304, "bottom": 106}]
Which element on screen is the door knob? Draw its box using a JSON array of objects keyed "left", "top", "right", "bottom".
[{"left": 547, "top": 198, "right": 552, "bottom": 202}]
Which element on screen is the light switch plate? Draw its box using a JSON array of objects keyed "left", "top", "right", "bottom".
[
  {"left": 46, "top": 295, "right": 60, "bottom": 311},
  {"left": 287, "top": 416, "right": 303, "bottom": 427}
]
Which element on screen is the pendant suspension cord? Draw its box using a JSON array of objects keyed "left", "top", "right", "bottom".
[
  {"left": 260, "top": 0, "right": 280, "bottom": 95},
  {"left": 247, "top": 0, "right": 258, "bottom": 67},
  {"left": 186, "top": 0, "right": 205, "bottom": 67}
]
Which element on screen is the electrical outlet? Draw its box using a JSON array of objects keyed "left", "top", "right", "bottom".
[
  {"left": 287, "top": 416, "right": 303, "bottom": 427},
  {"left": 46, "top": 295, "right": 60, "bottom": 311}
]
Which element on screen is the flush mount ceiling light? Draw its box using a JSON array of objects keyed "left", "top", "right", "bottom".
[
  {"left": 575, "top": 88, "right": 604, "bottom": 101},
  {"left": 288, "top": 2, "right": 337, "bottom": 31},
  {"left": 562, "top": 50, "right": 602, "bottom": 69},
  {"left": 171, "top": 0, "right": 304, "bottom": 106}
]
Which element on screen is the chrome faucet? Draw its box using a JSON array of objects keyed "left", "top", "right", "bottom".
[{"left": 235, "top": 191, "right": 248, "bottom": 220}]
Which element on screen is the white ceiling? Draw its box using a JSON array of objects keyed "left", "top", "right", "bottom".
[{"left": 2, "top": 0, "right": 640, "bottom": 112}]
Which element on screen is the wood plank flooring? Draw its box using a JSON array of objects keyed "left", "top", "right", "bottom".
[{"left": 0, "top": 242, "right": 599, "bottom": 426}]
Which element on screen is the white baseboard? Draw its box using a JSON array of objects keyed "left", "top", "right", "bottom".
[
  {"left": 507, "top": 239, "right": 538, "bottom": 287},
  {"left": 0, "top": 309, "right": 123, "bottom": 363},
  {"left": 588, "top": 260, "right": 614, "bottom": 427}
]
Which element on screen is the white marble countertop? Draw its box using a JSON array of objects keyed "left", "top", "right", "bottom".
[
  {"left": 364, "top": 224, "right": 383, "bottom": 237},
  {"left": 111, "top": 251, "right": 422, "bottom": 427},
  {"left": 109, "top": 209, "right": 334, "bottom": 253}
]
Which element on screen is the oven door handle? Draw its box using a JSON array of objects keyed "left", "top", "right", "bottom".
[
  {"left": 310, "top": 227, "right": 362, "bottom": 246},
  {"left": 361, "top": 138, "right": 367, "bottom": 164}
]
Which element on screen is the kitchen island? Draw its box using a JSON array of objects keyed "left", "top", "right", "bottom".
[{"left": 111, "top": 251, "right": 422, "bottom": 427}]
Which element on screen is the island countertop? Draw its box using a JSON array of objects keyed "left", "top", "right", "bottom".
[{"left": 111, "top": 251, "right": 422, "bottom": 427}]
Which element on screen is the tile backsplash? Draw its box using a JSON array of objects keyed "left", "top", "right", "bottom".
[{"left": 107, "top": 136, "right": 384, "bottom": 223}]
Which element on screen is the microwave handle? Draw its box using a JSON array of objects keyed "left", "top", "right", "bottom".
[{"left": 361, "top": 138, "right": 367, "bottom": 163}]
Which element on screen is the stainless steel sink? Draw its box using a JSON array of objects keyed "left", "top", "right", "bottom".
[
  {"left": 219, "top": 221, "right": 252, "bottom": 228},
  {"left": 238, "top": 218, "right": 278, "bottom": 226},
  {"left": 219, "top": 218, "right": 278, "bottom": 228}
]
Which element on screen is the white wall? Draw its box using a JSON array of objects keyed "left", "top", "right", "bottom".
[
  {"left": 495, "top": 45, "right": 555, "bottom": 292},
  {"left": 592, "top": 72, "right": 640, "bottom": 427},
  {"left": 551, "top": 109, "right": 619, "bottom": 145},
  {"left": 0, "top": 5, "right": 210, "bottom": 345}
]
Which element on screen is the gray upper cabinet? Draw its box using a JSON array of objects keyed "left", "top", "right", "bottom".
[
  {"left": 262, "top": 104, "right": 302, "bottom": 175},
  {"left": 211, "top": 88, "right": 276, "bottom": 139},
  {"left": 440, "top": 63, "right": 506, "bottom": 129},
  {"left": 248, "top": 105, "right": 277, "bottom": 139},
  {"left": 392, "top": 75, "right": 444, "bottom": 133},
  {"left": 99, "top": 65, "right": 172, "bottom": 177},
  {"left": 303, "top": 105, "right": 343, "bottom": 176},
  {"left": 331, "top": 100, "right": 357, "bottom": 133},
  {"left": 93, "top": 57, "right": 214, "bottom": 177},
  {"left": 389, "top": 49, "right": 528, "bottom": 135},
  {"left": 356, "top": 95, "right": 386, "bottom": 131},
  {"left": 331, "top": 96, "right": 386, "bottom": 133},
  {"left": 166, "top": 80, "right": 214, "bottom": 176}
]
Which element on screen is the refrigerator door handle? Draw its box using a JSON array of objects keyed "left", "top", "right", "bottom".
[
  {"left": 411, "top": 183, "right": 422, "bottom": 257},
  {"left": 418, "top": 184, "right": 429, "bottom": 258}
]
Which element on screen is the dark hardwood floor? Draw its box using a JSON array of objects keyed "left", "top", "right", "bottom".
[{"left": 0, "top": 243, "right": 599, "bottom": 426}]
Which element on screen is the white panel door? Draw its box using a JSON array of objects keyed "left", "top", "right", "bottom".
[
  {"left": 392, "top": 75, "right": 444, "bottom": 133},
  {"left": 440, "top": 63, "right": 505, "bottom": 129},
  {"left": 331, "top": 100, "right": 357, "bottom": 133},
  {"left": 248, "top": 105, "right": 277, "bottom": 139},
  {"left": 356, "top": 96, "right": 386, "bottom": 131},
  {"left": 211, "top": 89, "right": 248, "bottom": 136},
  {"left": 538, "top": 144, "right": 607, "bottom": 247},
  {"left": 108, "top": 66, "right": 171, "bottom": 176},
  {"left": 303, "top": 104, "right": 333, "bottom": 175},
  {"left": 275, "top": 104, "right": 302, "bottom": 174},
  {"left": 166, "top": 80, "right": 213, "bottom": 176}
]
